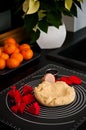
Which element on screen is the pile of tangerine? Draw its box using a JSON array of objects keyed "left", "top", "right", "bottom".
[{"left": 0, "top": 37, "right": 34, "bottom": 70}]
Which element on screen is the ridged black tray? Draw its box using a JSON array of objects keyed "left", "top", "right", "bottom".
[{"left": 0, "top": 64, "right": 86, "bottom": 130}]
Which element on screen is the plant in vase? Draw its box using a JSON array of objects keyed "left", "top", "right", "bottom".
[{"left": 13, "top": 0, "right": 83, "bottom": 48}]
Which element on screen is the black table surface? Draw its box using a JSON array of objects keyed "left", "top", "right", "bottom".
[{"left": 0, "top": 27, "right": 86, "bottom": 130}]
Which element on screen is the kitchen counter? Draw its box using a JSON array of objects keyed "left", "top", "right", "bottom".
[{"left": 0, "top": 27, "right": 86, "bottom": 130}]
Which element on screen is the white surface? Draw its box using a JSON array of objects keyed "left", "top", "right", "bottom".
[
  {"left": 37, "top": 24, "right": 66, "bottom": 49},
  {"left": 63, "top": 1, "right": 86, "bottom": 32},
  {"left": 74, "top": 1, "right": 86, "bottom": 31}
]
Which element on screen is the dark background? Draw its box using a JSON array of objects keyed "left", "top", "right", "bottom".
[{"left": 0, "top": 0, "right": 23, "bottom": 34}]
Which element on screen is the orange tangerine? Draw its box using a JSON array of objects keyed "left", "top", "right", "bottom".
[
  {"left": 11, "top": 52, "right": 23, "bottom": 63},
  {"left": 13, "top": 47, "right": 20, "bottom": 53},
  {"left": 0, "top": 46, "right": 4, "bottom": 52},
  {"left": 0, "top": 58, "right": 6, "bottom": 70},
  {"left": 4, "top": 43, "right": 16, "bottom": 55},
  {"left": 0, "top": 52, "right": 9, "bottom": 60},
  {"left": 19, "top": 43, "right": 31, "bottom": 51},
  {"left": 3, "top": 37, "right": 17, "bottom": 45},
  {"left": 21, "top": 49, "right": 33, "bottom": 60},
  {"left": 6, "top": 57, "right": 20, "bottom": 69},
  {"left": 0, "top": 48, "right": 2, "bottom": 56}
]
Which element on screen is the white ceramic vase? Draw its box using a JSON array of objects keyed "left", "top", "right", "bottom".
[{"left": 37, "top": 23, "right": 66, "bottom": 49}]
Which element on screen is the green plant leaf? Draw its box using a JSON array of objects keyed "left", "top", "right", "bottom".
[
  {"left": 38, "top": 18, "right": 49, "bottom": 33},
  {"left": 70, "top": 3, "right": 77, "bottom": 17},
  {"left": 63, "top": 2, "right": 77, "bottom": 17},
  {"left": 74, "top": 0, "right": 82, "bottom": 9},
  {"left": 65, "top": 0, "right": 73, "bottom": 10},
  {"left": 30, "top": 29, "right": 40, "bottom": 44},
  {"left": 38, "top": 10, "right": 46, "bottom": 20},
  {"left": 47, "top": 11, "right": 62, "bottom": 28},
  {"left": 24, "top": 13, "right": 38, "bottom": 32},
  {"left": 23, "top": 0, "right": 40, "bottom": 14}
]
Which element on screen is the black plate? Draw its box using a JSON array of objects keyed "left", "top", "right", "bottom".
[
  {"left": 0, "top": 52, "right": 40, "bottom": 76},
  {"left": 0, "top": 64, "right": 86, "bottom": 130}
]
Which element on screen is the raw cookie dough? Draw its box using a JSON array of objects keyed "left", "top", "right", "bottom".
[{"left": 34, "top": 81, "right": 76, "bottom": 107}]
